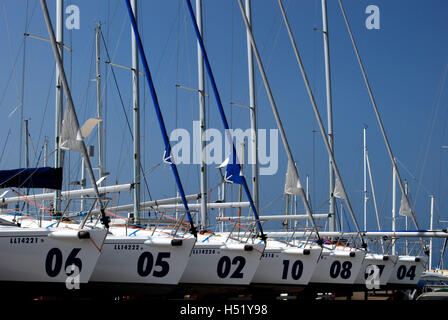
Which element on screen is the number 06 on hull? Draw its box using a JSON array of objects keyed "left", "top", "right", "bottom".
[{"left": 0, "top": 226, "right": 107, "bottom": 284}]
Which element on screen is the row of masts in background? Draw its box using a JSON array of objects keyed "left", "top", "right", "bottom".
[
  {"left": 19, "top": 0, "right": 413, "bottom": 237},
  {"left": 16, "top": 1, "right": 440, "bottom": 267},
  {"left": 32, "top": 0, "right": 342, "bottom": 234}
]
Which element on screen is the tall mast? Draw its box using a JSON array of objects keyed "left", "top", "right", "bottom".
[
  {"left": 80, "top": 156, "right": 86, "bottom": 211},
  {"left": 24, "top": 119, "right": 29, "bottom": 213},
  {"left": 404, "top": 180, "right": 408, "bottom": 255},
  {"left": 131, "top": 0, "right": 141, "bottom": 223},
  {"left": 275, "top": 0, "right": 363, "bottom": 242},
  {"left": 54, "top": 0, "right": 64, "bottom": 215},
  {"left": 196, "top": 0, "right": 207, "bottom": 228},
  {"left": 429, "top": 194, "right": 435, "bottom": 270},
  {"left": 237, "top": 0, "right": 320, "bottom": 239},
  {"left": 42, "top": 137, "right": 48, "bottom": 225},
  {"left": 338, "top": 0, "right": 421, "bottom": 232},
  {"left": 41, "top": 0, "right": 109, "bottom": 229},
  {"left": 392, "top": 158, "right": 396, "bottom": 255},
  {"left": 321, "top": 0, "right": 335, "bottom": 232},
  {"left": 363, "top": 126, "right": 367, "bottom": 231},
  {"left": 95, "top": 22, "right": 105, "bottom": 186},
  {"left": 24, "top": 119, "right": 29, "bottom": 168},
  {"left": 245, "top": 0, "right": 259, "bottom": 214}
]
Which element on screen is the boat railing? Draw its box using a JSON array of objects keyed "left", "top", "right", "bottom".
[{"left": 113, "top": 208, "right": 198, "bottom": 238}]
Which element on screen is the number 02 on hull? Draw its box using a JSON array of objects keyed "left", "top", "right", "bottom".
[{"left": 180, "top": 235, "right": 265, "bottom": 285}]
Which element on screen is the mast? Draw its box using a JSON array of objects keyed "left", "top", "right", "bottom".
[
  {"left": 338, "top": 0, "right": 421, "bottom": 231},
  {"left": 245, "top": 0, "right": 259, "bottom": 214},
  {"left": 42, "top": 137, "right": 48, "bottom": 225},
  {"left": 392, "top": 158, "right": 396, "bottom": 255},
  {"left": 24, "top": 119, "right": 29, "bottom": 213},
  {"left": 404, "top": 180, "right": 408, "bottom": 255},
  {"left": 131, "top": 0, "right": 141, "bottom": 223},
  {"left": 80, "top": 156, "right": 86, "bottom": 211},
  {"left": 321, "top": 0, "right": 335, "bottom": 232},
  {"left": 54, "top": 0, "right": 64, "bottom": 215},
  {"left": 236, "top": 0, "right": 320, "bottom": 240},
  {"left": 195, "top": 0, "right": 207, "bottom": 228},
  {"left": 125, "top": 0, "right": 197, "bottom": 236},
  {"left": 41, "top": 0, "right": 109, "bottom": 229},
  {"left": 276, "top": 0, "right": 363, "bottom": 242},
  {"left": 24, "top": 119, "right": 29, "bottom": 168},
  {"left": 305, "top": 174, "right": 309, "bottom": 228},
  {"left": 363, "top": 126, "right": 367, "bottom": 231},
  {"left": 429, "top": 194, "right": 435, "bottom": 270},
  {"left": 366, "top": 150, "right": 381, "bottom": 231},
  {"left": 95, "top": 22, "right": 105, "bottom": 186}
]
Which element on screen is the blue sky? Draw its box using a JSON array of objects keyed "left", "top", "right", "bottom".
[{"left": 1, "top": 0, "right": 448, "bottom": 266}]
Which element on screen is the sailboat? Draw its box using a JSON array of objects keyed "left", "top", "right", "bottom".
[
  {"left": 0, "top": 168, "right": 107, "bottom": 293},
  {"left": 335, "top": 0, "right": 429, "bottom": 290},
  {"left": 0, "top": 0, "right": 108, "bottom": 296},
  {"left": 0, "top": 0, "right": 197, "bottom": 297},
  {"left": 235, "top": 0, "right": 366, "bottom": 292},
  {"left": 176, "top": 0, "right": 265, "bottom": 295}
]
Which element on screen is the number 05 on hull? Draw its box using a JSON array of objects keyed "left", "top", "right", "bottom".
[{"left": 89, "top": 228, "right": 196, "bottom": 286}]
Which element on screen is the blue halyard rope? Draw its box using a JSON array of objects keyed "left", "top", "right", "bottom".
[
  {"left": 125, "top": 0, "right": 197, "bottom": 237},
  {"left": 184, "top": 0, "right": 266, "bottom": 241}
]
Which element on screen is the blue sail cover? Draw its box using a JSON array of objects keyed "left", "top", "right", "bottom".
[{"left": 0, "top": 167, "right": 63, "bottom": 190}]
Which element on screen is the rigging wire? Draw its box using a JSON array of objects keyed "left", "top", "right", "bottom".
[
  {"left": 0, "top": 129, "right": 11, "bottom": 165},
  {"left": 414, "top": 59, "right": 448, "bottom": 210},
  {"left": 99, "top": 27, "right": 154, "bottom": 202},
  {"left": 1, "top": 1, "right": 22, "bottom": 110},
  {"left": 34, "top": 65, "right": 56, "bottom": 158}
]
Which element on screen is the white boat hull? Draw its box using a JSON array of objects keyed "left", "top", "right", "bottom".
[
  {"left": 90, "top": 234, "right": 195, "bottom": 285},
  {"left": 354, "top": 253, "right": 398, "bottom": 287},
  {"left": 387, "top": 255, "right": 427, "bottom": 286},
  {"left": 0, "top": 226, "right": 106, "bottom": 284},
  {"left": 310, "top": 247, "right": 366, "bottom": 285},
  {"left": 252, "top": 241, "right": 322, "bottom": 286},
  {"left": 180, "top": 235, "right": 265, "bottom": 285}
]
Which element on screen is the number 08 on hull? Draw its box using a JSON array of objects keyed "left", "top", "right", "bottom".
[{"left": 310, "top": 246, "right": 366, "bottom": 285}]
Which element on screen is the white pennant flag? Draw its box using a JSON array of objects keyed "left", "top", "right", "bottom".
[
  {"left": 59, "top": 105, "right": 83, "bottom": 153},
  {"left": 284, "top": 161, "right": 303, "bottom": 195},
  {"left": 333, "top": 177, "right": 344, "bottom": 199},
  {"left": 399, "top": 193, "right": 412, "bottom": 217},
  {"left": 80, "top": 118, "right": 102, "bottom": 138}
]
